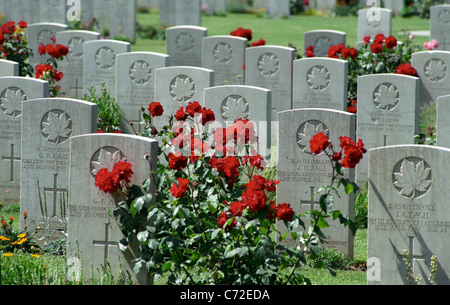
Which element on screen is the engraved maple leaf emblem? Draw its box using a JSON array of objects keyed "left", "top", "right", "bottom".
[
  {"left": 258, "top": 54, "right": 279, "bottom": 76},
  {"left": 91, "top": 148, "right": 126, "bottom": 176},
  {"left": 313, "top": 37, "right": 332, "bottom": 57},
  {"left": 176, "top": 33, "right": 194, "bottom": 52},
  {"left": 96, "top": 47, "right": 115, "bottom": 69},
  {"left": 0, "top": 88, "right": 26, "bottom": 118},
  {"left": 394, "top": 159, "right": 432, "bottom": 199},
  {"left": 41, "top": 111, "right": 73, "bottom": 144},
  {"left": 221, "top": 96, "right": 249, "bottom": 122},
  {"left": 214, "top": 43, "right": 232, "bottom": 63},
  {"left": 424, "top": 59, "right": 446, "bottom": 82},
  {"left": 130, "top": 61, "right": 151, "bottom": 85},
  {"left": 307, "top": 66, "right": 330, "bottom": 91},
  {"left": 68, "top": 37, "right": 84, "bottom": 58},
  {"left": 170, "top": 76, "right": 195, "bottom": 103},
  {"left": 297, "top": 121, "right": 329, "bottom": 154},
  {"left": 373, "top": 83, "right": 399, "bottom": 111}
]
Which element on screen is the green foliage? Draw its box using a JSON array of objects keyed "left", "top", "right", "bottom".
[
  {"left": 308, "top": 248, "right": 353, "bottom": 270},
  {"left": 82, "top": 83, "right": 121, "bottom": 133},
  {"left": 0, "top": 21, "right": 34, "bottom": 76},
  {"left": 416, "top": 101, "right": 437, "bottom": 145},
  {"left": 401, "top": 0, "right": 446, "bottom": 18},
  {"left": 354, "top": 184, "right": 368, "bottom": 229},
  {"left": 136, "top": 22, "right": 167, "bottom": 40},
  {"left": 107, "top": 102, "right": 359, "bottom": 285}
]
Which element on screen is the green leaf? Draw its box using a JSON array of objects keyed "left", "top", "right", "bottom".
[
  {"left": 137, "top": 230, "right": 149, "bottom": 243},
  {"left": 148, "top": 239, "right": 159, "bottom": 250},
  {"left": 319, "top": 194, "right": 333, "bottom": 214},
  {"left": 132, "top": 197, "right": 145, "bottom": 215},
  {"left": 162, "top": 262, "right": 172, "bottom": 272}
]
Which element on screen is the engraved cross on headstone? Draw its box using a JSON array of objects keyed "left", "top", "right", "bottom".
[
  {"left": 43, "top": 174, "right": 68, "bottom": 218},
  {"left": 397, "top": 235, "right": 426, "bottom": 275},
  {"left": 93, "top": 222, "right": 118, "bottom": 270},
  {"left": 70, "top": 79, "right": 83, "bottom": 99},
  {"left": 2, "top": 144, "right": 21, "bottom": 181},
  {"left": 300, "top": 186, "right": 320, "bottom": 211}
]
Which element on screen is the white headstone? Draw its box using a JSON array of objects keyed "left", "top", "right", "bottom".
[
  {"left": 430, "top": 5, "right": 450, "bottom": 51},
  {"left": 166, "top": 26, "right": 207, "bottom": 67},
  {"left": 204, "top": 85, "right": 272, "bottom": 156},
  {"left": 56, "top": 30, "right": 101, "bottom": 99},
  {"left": 67, "top": 133, "right": 158, "bottom": 284},
  {"left": 357, "top": 8, "right": 392, "bottom": 42},
  {"left": 293, "top": 57, "right": 348, "bottom": 111},
  {"left": 202, "top": 35, "right": 247, "bottom": 86},
  {"left": 0, "top": 77, "right": 49, "bottom": 206},
  {"left": 411, "top": 51, "right": 450, "bottom": 107},
  {"left": 109, "top": 0, "right": 137, "bottom": 42},
  {"left": 83, "top": 39, "right": 131, "bottom": 95},
  {"left": 0, "top": 59, "right": 19, "bottom": 77},
  {"left": 356, "top": 74, "right": 420, "bottom": 184},
  {"left": 268, "top": 0, "right": 290, "bottom": 18},
  {"left": 28, "top": 23, "right": 69, "bottom": 69},
  {"left": 154, "top": 66, "right": 214, "bottom": 120},
  {"left": 304, "top": 30, "right": 346, "bottom": 57},
  {"left": 245, "top": 46, "right": 295, "bottom": 121},
  {"left": 436, "top": 95, "right": 450, "bottom": 148},
  {"left": 368, "top": 144, "right": 450, "bottom": 285},
  {"left": 277, "top": 108, "right": 356, "bottom": 258},
  {"left": 20, "top": 98, "right": 97, "bottom": 244},
  {"left": 115, "top": 52, "right": 169, "bottom": 134}
]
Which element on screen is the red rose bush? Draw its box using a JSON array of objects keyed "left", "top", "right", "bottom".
[{"left": 95, "top": 100, "right": 360, "bottom": 285}]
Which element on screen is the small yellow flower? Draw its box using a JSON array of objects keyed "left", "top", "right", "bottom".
[
  {"left": 11, "top": 241, "right": 18, "bottom": 245},
  {"left": 3, "top": 253, "right": 13, "bottom": 257},
  {"left": 32, "top": 254, "right": 40, "bottom": 258},
  {"left": 0, "top": 236, "right": 10, "bottom": 241},
  {"left": 17, "top": 233, "right": 26, "bottom": 238},
  {"left": 17, "top": 238, "right": 27, "bottom": 244}
]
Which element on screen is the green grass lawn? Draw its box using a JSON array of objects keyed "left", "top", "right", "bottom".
[{"left": 133, "top": 11, "right": 430, "bottom": 54}]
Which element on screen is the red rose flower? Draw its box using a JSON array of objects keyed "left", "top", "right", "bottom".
[
  {"left": 229, "top": 201, "right": 244, "bottom": 217},
  {"left": 349, "top": 47, "right": 358, "bottom": 59},
  {"left": 309, "top": 132, "right": 331, "bottom": 155},
  {"left": 362, "top": 35, "right": 371, "bottom": 44},
  {"left": 384, "top": 36, "right": 397, "bottom": 49},
  {"left": 373, "top": 34, "right": 386, "bottom": 44},
  {"left": 339, "top": 136, "right": 366, "bottom": 168},
  {"left": 242, "top": 189, "right": 267, "bottom": 212},
  {"left": 18, "top": 20, "right": 27, "bottom": 28},
  {"left": 395, "top": 63, "right": 417, "bottom": 77},
  {"left": 347, "top": 105, "right": 357, "bottom": 114},
  {"left": 170, "top": 177, "right": 190, "bottom": 198},
  {"left": 218, "top": 211, "right": 236, "bottom": 230},
  {"left": 230, "top": 27, "right": 252, "bottom": 41},
  {"left": 340, "top": 47, "right": 350, "bottom": 59},
  {"left": 201, "top": 107, "right": 215, "bottom": 125},
  {"left": 370, "top": 42, "right": 383, "bottom": 54},
  {"left": 305, "top": 45, "right": 315, "bottom": 57},
  {"left": 148, "top": 102, "right": 164, "bottom": 117},
  {"left": 95, "top": 168, "right": 118, "bottom": 193},
  {"left": 174, "top": 107, "right": 188, "bottom": 121},
  {"left": 111, "top": 161, "right": 133, "bottom": 185},
  {"left": 168, "top": 152, "right": 188, "bottom": 171},
  {"left": 250, "top": 38, "right": 266, "bottom": 47},
  {"left": 276, "top": 203, "right": 294, "bottom": 221},
  {"left": 186, "top": 101, "right": 202, "bottom": 117}
]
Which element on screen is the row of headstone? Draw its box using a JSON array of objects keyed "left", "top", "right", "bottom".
[
  {"left": 0, "top": 0, "right": 68, "bottom": 24},
  {"left": 159, "top": 0, "right": 202, "bottom": 26},
  {"left": 0, "top": 0, "right": 137, "bottom": 42},
  {"left": 253, "top": 0, "right": 291, "bottom": 19}
]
